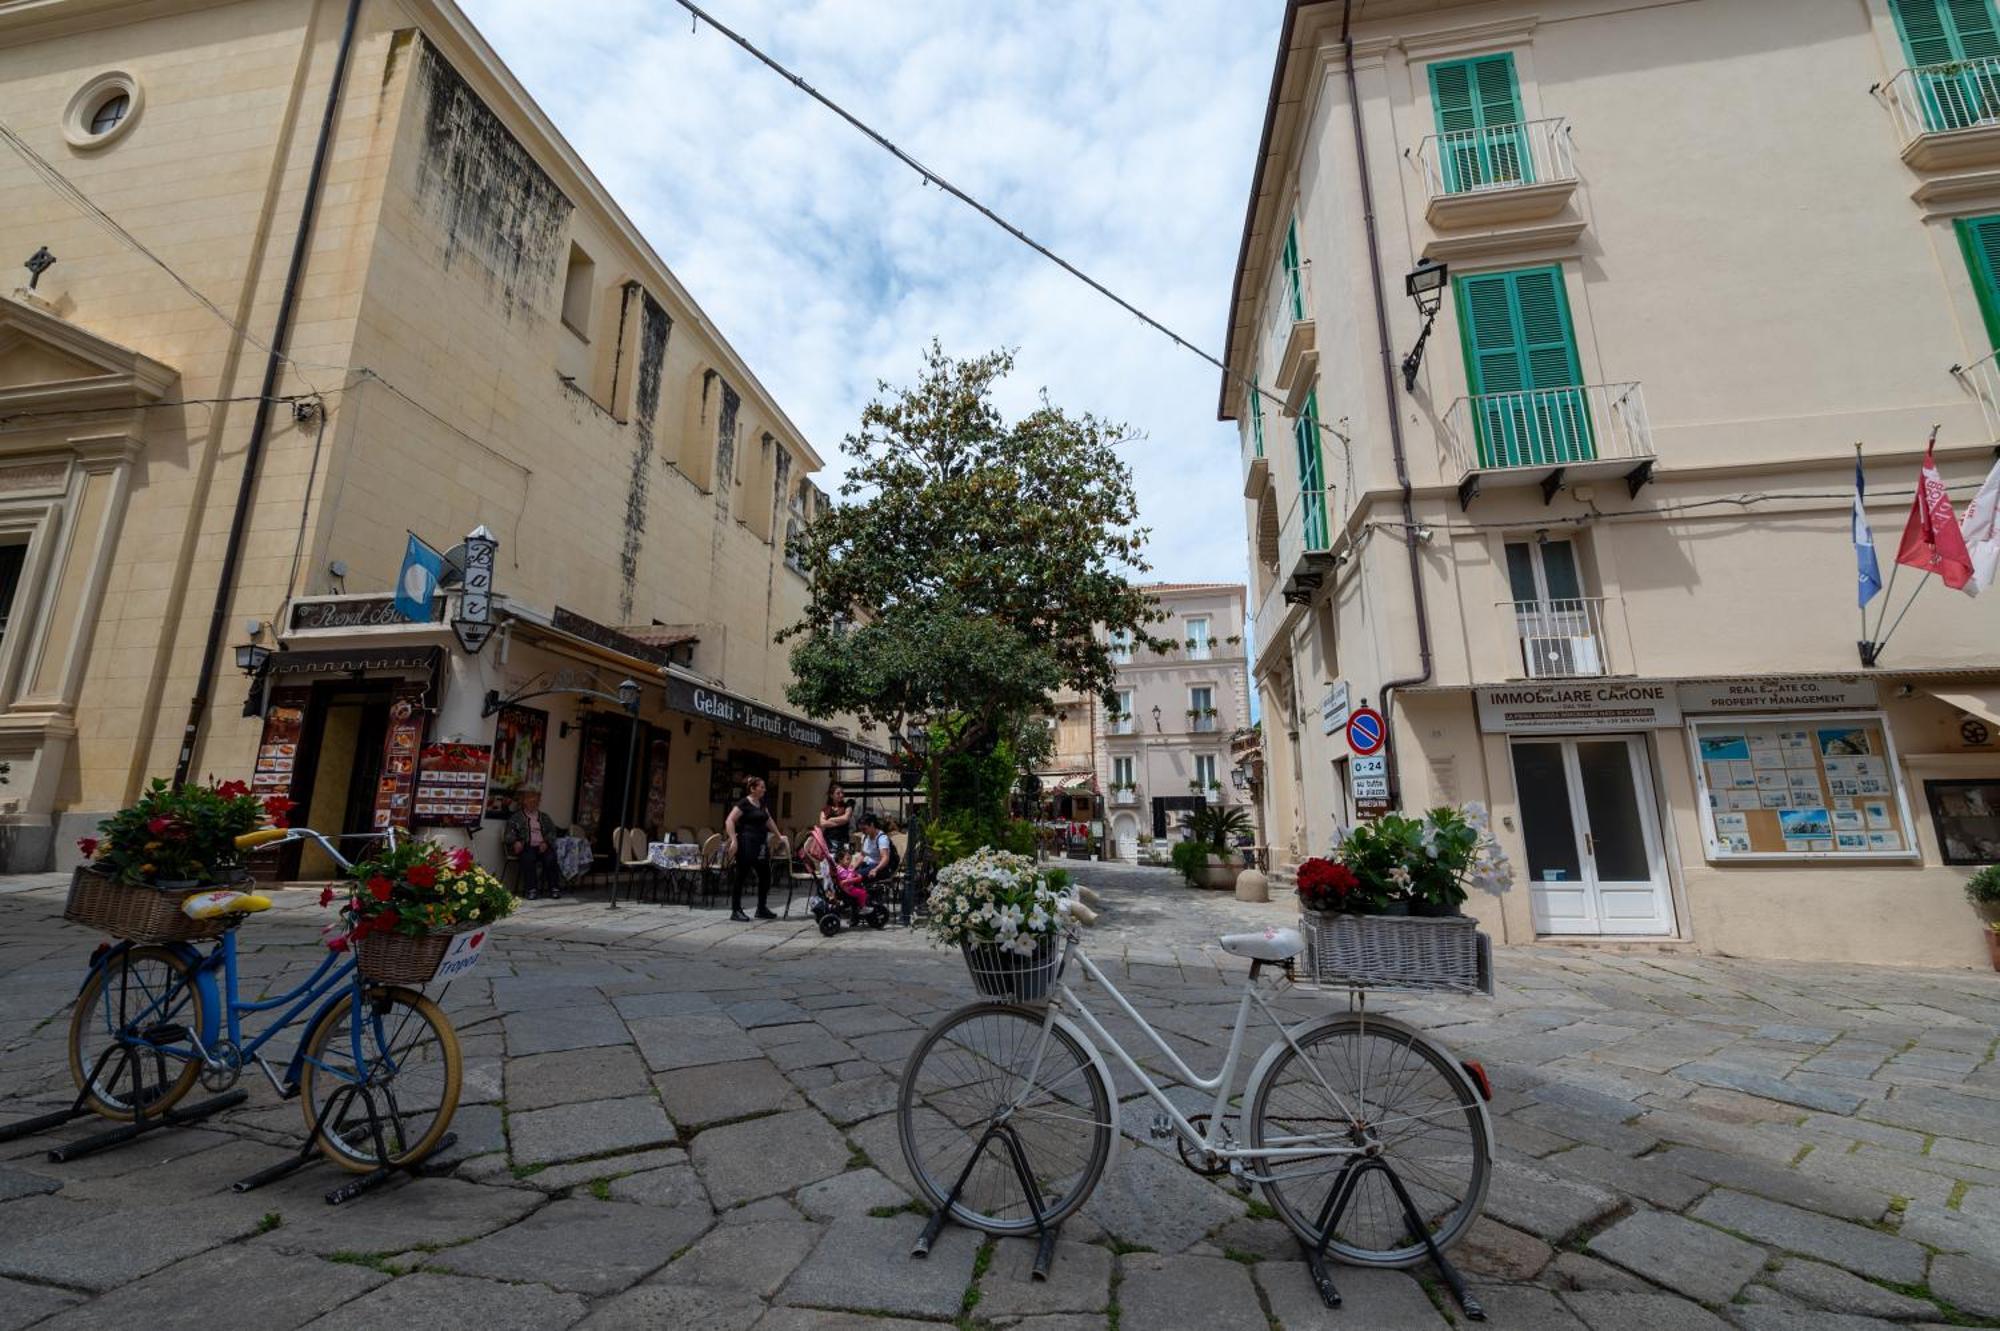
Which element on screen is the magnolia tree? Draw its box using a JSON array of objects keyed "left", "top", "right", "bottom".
[{"left": 783, "top": 344, "right": 1165, "bottom": 833}]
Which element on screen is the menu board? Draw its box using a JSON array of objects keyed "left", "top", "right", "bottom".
[
  {"left": 1691, "top": 714, "right": 1912, "bottom": 859},
  {"left": 372, "top": 687, "right": 428, "bottom": 831},
  {"left": 415, "top": 742, "right": 492, "bottom": 828},
  {"left": 485, "top": 705, "right": 547, "bottom": 819},
  {"left": 252, "top": 687, "right": 309, "bottom": 802}
]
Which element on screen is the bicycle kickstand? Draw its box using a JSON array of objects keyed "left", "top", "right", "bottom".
[
  {"left": 1302, "top": 1157, "right": 1485, "bottom": 1322},
  {"left": 0, "top": 1040, "right": 245, "bottom": 1162},
  {"left": 912, "top": 1122, "right": 1062, "bottom": 1281}
]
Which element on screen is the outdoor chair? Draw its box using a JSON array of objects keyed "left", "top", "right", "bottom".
[
  {"left": 768, "top": 834, "right": 795, "bottom": 918},
  {"left": 618, "top": 827, "right": 657, "bottom": 904},
  {"left": 698, "top": 833, "right": 725, "bottom": 908}
]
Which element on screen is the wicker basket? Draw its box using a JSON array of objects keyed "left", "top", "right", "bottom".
[
  {"left": 354, "top": 921, "right": 479, "bottom": 985},
  {"left": 961, "top": 936, "right": 1063, "bottom": 1003},
  {"left": 63, "top": 867, "right": 229, "bottom": 944},
  {"left": 1299, "top": 910, "right": 1490, "bottom": 994}
]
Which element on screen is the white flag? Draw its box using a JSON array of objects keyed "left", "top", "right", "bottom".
[{"left": 1963, "top": 456, "right": 2000, "bottom": 597}]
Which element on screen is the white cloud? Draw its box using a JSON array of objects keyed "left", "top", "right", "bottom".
[{"left": 459, "top": 0, "right": 1279, "bottom": 585}]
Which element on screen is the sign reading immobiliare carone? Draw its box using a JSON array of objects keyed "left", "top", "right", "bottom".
[{"left": 1475, "top": 682, "right": 1681, "bottom": 734}]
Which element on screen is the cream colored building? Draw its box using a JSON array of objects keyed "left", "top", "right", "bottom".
[
  {"left": 1228, "top": 0, "right": 2000, "bottom": 966},
  {"left": 0, "top": 0, "right": 881, "bottom": 874},
  {"left": 1036, "top": 583, "right": 1253, "bottom": 861}
]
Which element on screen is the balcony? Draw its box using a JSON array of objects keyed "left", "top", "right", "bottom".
[
  {"left": 1441, "top": 383, "right": 1655, "bottom": 511},
  {"left": 1415, "top": 119, "right": 1579, "bottom": 231},
  {"left": 1265, "top": 260, "right": 1317, "bottom": 414},
  {"left": 1189, "top": 714, "right": 1220, "bottom": 734},
  {"left": 1954, "top": 349, "right": 2000, "bottom": 440},
  {"left": 1112, "top": 788, "right": 1137, "bottom": 807},
  {"left": 1500, "top": 598, "right": 1611, "bottom": 680},
  {"left": 1110, "top": 713, "right": 1136, "bottom": 736},
  {"left": 1880, "top": 59, "right": 2000, "bottom": 171},
  {"left": 1277, "top": 485, "right": 1339, "bottom": 606}
]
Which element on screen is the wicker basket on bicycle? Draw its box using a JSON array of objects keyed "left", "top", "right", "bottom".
[
  {"left": 354, "top": 920, "right": 480, "bottom": 985},
  {"left": 64, "top": 866, "right": 233, "bottom": 945},
  {"left": 1298, "top": 911, "right": 1492, "bottom": 994}
]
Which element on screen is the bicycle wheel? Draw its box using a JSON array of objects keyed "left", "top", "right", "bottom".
[
  {"left": 1246, "top": 1014, "right": 1490, "bottom": 1267},
  {"left": 67, "top": 945, "right": 206, "bottom": 1121},
  {"left": 898, "top": 1002, "right": 1113, "bottom": 1235},
  {"left": 297, "top": 983, "right": 461, "bottom": 1173}
]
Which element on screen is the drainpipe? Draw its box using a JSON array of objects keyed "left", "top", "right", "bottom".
[
  {"left": 1340, "top": 0, "right": 1434, "bottom": 807},
  {"left": 174, "top": 0, "right": 364, "bottom": 786}
]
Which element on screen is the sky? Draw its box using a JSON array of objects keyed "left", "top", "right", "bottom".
[{"left": 458, "top": 0, "right": 1281, "bottom": 587}]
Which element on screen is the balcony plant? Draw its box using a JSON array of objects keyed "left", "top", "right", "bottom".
[
  {"left": 1202, "top": 707, "right": 1219, "bottom": 719},
  {"left": 329, "top": 840, "right": 515, "bottom": 982}
]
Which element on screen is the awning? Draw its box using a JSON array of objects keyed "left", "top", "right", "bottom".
[
  {"left": 1929, "top": 687, "right": 2000, "bottom": 728},
  {"left": 1042, "top": 771, "right": 1098, "bottom": 794}
]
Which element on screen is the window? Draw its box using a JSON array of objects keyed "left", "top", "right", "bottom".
[
  {"left": 88, "top": 92, "right": 130, "bottom": 137},
  {"left": 1282, "top": 218, "right": 1305, "bottom": 321},
  {"left": 1247, "top": 379, "right": 1265, "bottom": 459},
  {"left": 1194, "top": 754, "right": 1219, "bottom": 792},
  {"left": 0, "top": 544, "right": 24, "bottom": 651},
  {"left": 1190, "top": 685, "right": 1216, "bottom": 733},
  {"left": 561, "top": 243, "right": 595, "bottom": 336},
  {"left": 63, "top": 72, "right": 141, "bottom": 150},
  {"left": 1505, "top": 537, "right": 1601, "bottom": 678},
  {"left": 1429, "top": 54, "right": 1527, "bottom": 194},
  {"left": 1112, "top": 756, "right": 1135, "bottom": 789},
  {"left": 1455, "top": 267, "right": 1591, "bottom": 468},
  {"left": 1688, "top": 713, "right": 1915, "bottom": 861},
  {"left": 785, "top": 479, "right": 808, "bottom": 574},
  {"left": 1113, "top": 689, "right": 1135, "bottom": 734},
  {"left": 1293, "top": 390, "right": 1328, "bottom": 548},
  {"left": 1504, "top": 537, "right": 1583, "bottom": 605},
  {"left": 1109, "top": 629, "right": 1132, "bottom": 663},
  {"left": 1892, "top": 1, "right": 2000, "bottom": 131},
  {"left": 1959, "top": 216, "right": 2000, "bottom": 350},
  {"left": 1186, "top": 617, "right": 1212, "bottom": 660},
  {"left": 1925, "top": 779, "right": 2000, "bottom": 864}
]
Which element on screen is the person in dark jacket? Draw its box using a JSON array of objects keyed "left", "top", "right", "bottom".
[
  {"left": 724, "top": 776, "right": 775, "bottom": 922},
  {"left": 505, "top": 787, "right": 562, "bottom": 900}
]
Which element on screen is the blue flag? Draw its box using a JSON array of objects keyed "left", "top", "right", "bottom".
[
  {"left": 1853, "top": 455, "right": 1882, "bottom": 608},
  {"left": 395, "top": 533, "right": 444, "bottom": 622}
]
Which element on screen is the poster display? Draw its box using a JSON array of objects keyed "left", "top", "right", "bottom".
[
  {"left": 1689, "top": 712, "right": 1913, "bottom": 860},
  {"left": 643, "top": 734, "right": 671, "bottom": 833},
  {"left": 485, "top": 705, "right": 547, "bottom": 819},
  {"left": 1925, "top": 780, "right": 2000, "bottom": 866},
  {"left": 415, "top": 742, "right": 492, "bottom": 828},
  {"left": 372, "top": 687, "right": 428, "bottom": 831},
  {"left": 252, "top": 687, "right": 309, "bottom": 802}
]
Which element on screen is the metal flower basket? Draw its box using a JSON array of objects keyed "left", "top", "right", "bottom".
[
  {"left": 1300, "top": 910, "right": 1491, "bottom": 995},
  {"left": 961, "top": 935, "right": 1063, "bottom": 1003}
]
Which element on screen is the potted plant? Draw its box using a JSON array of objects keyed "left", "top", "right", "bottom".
[
  {"left": 1174, "top": 805, "right": 1253, "bottom": 890},
  {"left": 329, "top": 840, "right": 515, "bottom": 984},
  {"left": 68, "top": 778, "right": 284, "bottom": 944},
  {"left": 923, "top": 849, "right": 1084, "bottom": 1000},
  {"left": 1967, "top": 866, "right": 2000, "bottom": 969},
  {"left": 1203, "top": 707, "right": 1219, "bottom": 720}
]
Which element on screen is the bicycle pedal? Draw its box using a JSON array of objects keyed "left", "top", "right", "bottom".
[{"left": 1149, "top": 1113, "right": 1174, "bottom": 1140}]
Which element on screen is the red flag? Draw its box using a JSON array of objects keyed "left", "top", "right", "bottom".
[{"left": 1894, "top": 442, "right": 1974, "bottom": 590}]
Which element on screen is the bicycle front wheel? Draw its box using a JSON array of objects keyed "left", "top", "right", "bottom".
[
  {"left": 68, "top": 945, "right": 206, "bottom": 1121},
  {"left": 298, "top": 984, "right": 461, "bottom": 1173},
  {"left": 898, "top": 1002, "right": 1113, "bottom": 1235},
  {"left": 1246, "top": 1014, "right": 1490, "bottom": 1268}
]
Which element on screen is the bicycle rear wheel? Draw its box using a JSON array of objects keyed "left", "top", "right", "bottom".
[
  {"left": 898, "top": 1002, "right": 1113, "bottom": 1235},
  {"left": 298, "top": 983, "right": 461, "bottom": 1173},
  {"left": 1245, "top": 1014, "right": 1490, "bottom": 1268},
  {"left": 67, "top": 945, "right": 206, "bottom": 1121}
]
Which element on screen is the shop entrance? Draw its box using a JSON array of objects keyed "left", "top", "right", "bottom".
[
  {"left": 1509, "top": 734, "right": 1674, "bottom": 936},
  {"left": 289, "top": 684, "right": 395, "bottom": 880}
]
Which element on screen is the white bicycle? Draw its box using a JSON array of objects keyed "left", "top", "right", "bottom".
[{"left": 896, "top": 900, "right": 1494, "bottom": 1316}]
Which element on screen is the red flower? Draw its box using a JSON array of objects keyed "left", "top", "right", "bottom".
[
  {"left": 406, "top": 864, "right": 437, "bottom": 889},
  {"left": 367, "top": 874, "right": 395, "bottom": 902},
  {"left": 448, "top": 848, "right": 475, "bottom": 873},
  {"left": 262, "top": 795, "right": 295, "bottom": 828},
  {"left": 76, "top": 837, "right": 99, "bottom": 858},
  {"left": 318, "top": 886, "right": 335, "bottom": 907},
  {"left": 215, "top": 780, "right": 250, "bottom": 800},
  {"left": 147, "top": 815, "right": 171, "bottom": 836},
  {"left": 1296, "top": 858, "right": 1361, "bottom": 912},
  {"left": 326, "top": 932, "right": 350, "bottom": 953}
]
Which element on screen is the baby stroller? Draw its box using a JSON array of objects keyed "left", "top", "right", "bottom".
[{"left": 812, "top": 841, "right": 896, "bottom": 936}]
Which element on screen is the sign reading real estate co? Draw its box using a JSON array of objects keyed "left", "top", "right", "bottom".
[
  {"left": 1676, "top": 678, "right": 1878, "bottom": 714},
  {"left": 1476, "top": 682, "right": 1681, "bottom": 735}
]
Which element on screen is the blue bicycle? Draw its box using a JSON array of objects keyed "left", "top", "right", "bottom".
[{"left": 62, "top": 825, "right": 463, "bottom": 1174}]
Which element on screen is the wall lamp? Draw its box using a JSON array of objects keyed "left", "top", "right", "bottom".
[
  {"left": 1400, "top": 258, "right": 1449, "bottom": 392},
  {"left": 233, "top": 642, "right": 271, "bottom": 676},
  {"left": 1151, "top": 704, "right": 1163, "bottom": 732}
]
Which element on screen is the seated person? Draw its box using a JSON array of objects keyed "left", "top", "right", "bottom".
[
  {"left": 505, "top": 787, "right": 562, "bottom": 900},
  {"left": 858, "top": 814, "right": 896, "bottom": 886},
  {"left": 832, "top": 852, "right": 868, "bottom": 910}
]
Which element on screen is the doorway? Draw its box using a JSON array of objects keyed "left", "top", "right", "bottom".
[
  {"left": 289, "top": 683, "right": 394, "bottom": 880},
  {"left": 1509, "top": 734, "right": 1674, "bottom": 936}
]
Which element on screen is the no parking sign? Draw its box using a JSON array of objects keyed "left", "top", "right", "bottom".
[{"left": 1346, "top": 707, "right": 1385, "bottom": 756}]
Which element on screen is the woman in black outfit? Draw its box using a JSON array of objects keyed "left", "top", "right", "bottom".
[{"left": 724, "top": 776, "right": 776, "bottom": 922}]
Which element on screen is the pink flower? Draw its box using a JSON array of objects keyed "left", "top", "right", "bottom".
[
  {"left": 449, "top": 847, "right": 475, "bottom": 873},
  {"left": 318, "top": 886, "right": 335, "bottom": 908}
]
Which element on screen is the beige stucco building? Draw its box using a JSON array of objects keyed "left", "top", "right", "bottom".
[
  {"left": 0, "top": 0, "right": 882, "bottom": 874},
  {"left": 1036, "top": 583, "right": 1254, "bottom": 861},
  {"left": 1228, "top": 0, "right": 2000, "bottom": 966}
]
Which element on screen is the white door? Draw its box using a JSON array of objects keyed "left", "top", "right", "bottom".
[
  {"left": 1112, "top": 814, "right": 1138, "bottom": 862},
  {"left": 1509, "top": 735, "right": 1674, "bottom": 936}
]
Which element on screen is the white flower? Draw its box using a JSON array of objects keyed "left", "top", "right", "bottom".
[{"left": 1389, "top": 866, "right": 1412, "bottom": 888}]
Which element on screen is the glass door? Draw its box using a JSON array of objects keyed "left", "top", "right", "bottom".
[{"left": 1510, "top": 734, "right": 1673, "bottom": 936}]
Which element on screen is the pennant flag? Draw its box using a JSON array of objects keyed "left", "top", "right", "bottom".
[
  {"left": 1853, "top": 453, "right": 1882, "bottom": 607},
  {"left": 1894, "top": 442, "right": 1975, "bottom": 591},
  {"left": 1963, "top": 455, "right": 2000, "bottom": 597},
  {"left": 394, "top": 533, "right": 444, "bottom": 622}
]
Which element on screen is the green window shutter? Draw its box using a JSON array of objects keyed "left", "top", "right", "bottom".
[
  {"left": 1282, "top": 219, "right": 1304, "bottom": 321},
  {"left": 1892, "top": 0, "right": 1960, "bottom": 64},
  {"left": 1892, "top": 0, "right": 2000, "bottom": 128},
  {"left": 1428, "top": 54, "right": 1528, "bottom": 192},
  {"left": 1957, "top": 215, "right": 2000, "bottom": 349},
  {"left": 1454, "top": 267, "right": 1593, "bottom": 468},
  {"left": 1248, "top": 378, "right": 1265, "bottom": 458},
  {"left": 1953, "top": 0, "right": 2000, "bottom": 56},
  {"left": 1293, "top": 391, "right": 1327, "bottom": 549}
]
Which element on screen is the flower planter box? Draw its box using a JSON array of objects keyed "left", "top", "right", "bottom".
[
  {"left": 64, "top": 866, "right": 231, "bottom": 944},
  {"left": 1299, "top": 910, "right": 1491, "bottom": 994},
  {"left": 962, "top": 936, "right": 1062, "bottom": 1003}
]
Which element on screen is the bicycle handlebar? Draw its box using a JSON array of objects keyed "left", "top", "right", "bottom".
[{"left": 235, "top": 828, "right": 290, "bottom": 850}]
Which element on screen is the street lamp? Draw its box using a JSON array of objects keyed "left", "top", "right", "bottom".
[
  {"left": 1400, "top": 258, "right": 1450, "bottom": 392},
  {"left": 615, "top": 678, "right": 641, "bottom": 713},
  {"left": 1231, "top": 766, "right": 1247, "bottom": 790},
  {"left": 1151, "top": 704, "right": 1163, "bottom": 732},
  {"left": 233, "top": 642, "right": 271, "bottom": 676}
]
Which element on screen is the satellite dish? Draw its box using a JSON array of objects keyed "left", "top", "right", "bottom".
[{"left": 437, "top": 543, "right": 468, "bottom": 588}]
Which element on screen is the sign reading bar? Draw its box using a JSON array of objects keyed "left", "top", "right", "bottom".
[
  {"left": 1476, "top": 682, "right": 1681, "bottom": 734},
  {"left": 1678, "top": 678, "right": 1878, "bottom": 714}
]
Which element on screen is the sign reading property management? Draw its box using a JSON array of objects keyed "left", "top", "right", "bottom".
[
  {"left": 1476, "top": 682, "right": 1681, "bottom": 734},
  {"left": 1677, "top": 678, "right": 1878, "bottom": 714}
]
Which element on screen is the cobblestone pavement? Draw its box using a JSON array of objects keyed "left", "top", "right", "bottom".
[{"left": 3, "top": 862, "right": 2000, "bottom": 1328}]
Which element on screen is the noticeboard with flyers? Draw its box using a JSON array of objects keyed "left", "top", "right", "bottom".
[{"left": 1689, "top": 712, "right": 1914, "bottom": 860}]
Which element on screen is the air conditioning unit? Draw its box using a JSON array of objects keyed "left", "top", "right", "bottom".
[{"left": 1526, "top": 635, "right": 1602, "bottom": 679}]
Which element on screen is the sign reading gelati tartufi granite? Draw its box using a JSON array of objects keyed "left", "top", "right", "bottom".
[
  {"left": 1476, "top": 682, "right": 1682, "bottom": 734},
  {"left": 659, "top": 673, "right": 890, "bottom": 763},
  {"left": 1677, "top": 677, "right": 1879, "bottom": 714}
]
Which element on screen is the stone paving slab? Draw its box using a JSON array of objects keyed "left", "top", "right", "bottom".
[
  {"left": 504, "top": 1045, "right": 654, "bottom": 1111},
  {"left": 1120, "top": 1252, "right": 1267, "bottom": 1330},
  {"left": 427, "top": 1198, "right": 707, "bottom": 1295},
  {"left": 0, "top": 1275, "right": 82, "bottom": 1331},
  {"left": 1691, "top": 1189, "right": 1927, "bottom": 1284},
  {"left": 689, "top": 1108, "right": 853, "bottom": 1207},
  {"left": 1587, "top": 1208, "right": 1766, "bottom": 1304},
  {"left": 299, "top": 1272, "right": 589, "bottom": 1330},
  {"left": 31, "top": 1244, "right": 387, "bottom": 1331},
  {"left": 657, "top": 1057, "right": 801, "bottom": 1127},
  {"left": 775, "top": 1213, "right": 980, "bottom": 1319},
  {"left": 508, "top": 1093, "right": 676, "bottom": 1167},
  {"left": 977, "top": 1237, "right": 1112, "bottom": 1319}
]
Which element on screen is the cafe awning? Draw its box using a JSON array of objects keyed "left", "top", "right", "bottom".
[
  {"left": 1928, "top": 686, "right": 2000, "bottom": 729},
  {"left": 1043, "top": 771, "right": 1098, "bottom": 794}
]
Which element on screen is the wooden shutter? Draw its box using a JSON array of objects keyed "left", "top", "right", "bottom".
[
  {"left": 1293, "top": 391, "right": 1327, "bottom": 548},
  {"left": 1282, "top": 220, "right": 1304, "bottom": 321},
  {"left": 1455, "top": 268, "right": 1591, "bottom": 467},
  {"left": 1248, "top": 378, "right": 1265, "bottom": 458},
  {"left": 1458, "top": 272, "right": 1527, "bottom": 397},
  {"left": 1891, "top": 0, "right": 2000, "bottom": 62},
  {"left": 1950, "top": 0, "right": 2000, "bottom": 56},
  {"left": 1958, "top": 216, "right": 2000, "bottom": 349},
  {"left": 1514, "top": 268, "right": 1583, "bottom": 393},
  {"left": 1429, "top": 55, "right": 1526, "bottom": 190}
]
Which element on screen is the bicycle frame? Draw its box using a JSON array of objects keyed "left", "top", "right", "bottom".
[{"left": 1034, "top": 934, "right": 1368, "bottom": 1180}]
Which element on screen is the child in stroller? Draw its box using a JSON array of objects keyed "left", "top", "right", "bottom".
[{"left": 812, "top": 848, "right": 891, "bottom": 935}]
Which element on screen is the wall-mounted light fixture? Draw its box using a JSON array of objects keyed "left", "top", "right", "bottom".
[
  {"left": 1151, "top": 704, "right": 1163, "bottom": 732},
  {"left": 1400, "top": 258, "right": 1449, "bottom": 392}
]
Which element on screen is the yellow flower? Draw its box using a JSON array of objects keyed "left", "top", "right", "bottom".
[
  {"left": 140, "top": 863, "right": 154, "bottom": 873},
  {"left": 144, "top": 841, "right": 161, "bottom": 851}
]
